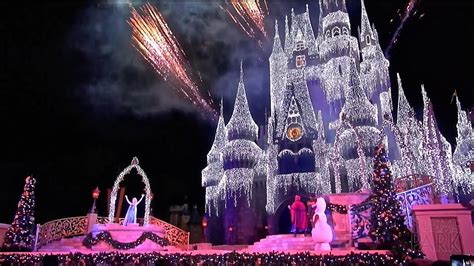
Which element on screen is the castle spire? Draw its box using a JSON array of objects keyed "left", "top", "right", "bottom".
[
  {"left": 207, "top": 98, "right": 226, "bottom": 162},
  {"left": 220, "top": 97, "right": 224, "bottom": 117},
  {"left": 455, "top": 93, "right": 472, "bottom": 140},
  {"left": 342, "top": 60, "right": 377, "bottom": 126},
  {"left": 226, "top": 61, "right": 258, "bottom": 141},
  {"left": 271, "top": 20, "right": 283, "bottom": 54},
  {"left": 396, "top": 73, "right": 413, "bottom": 127},
  {"left": 284, "top": 15, "right": 291, "bottom": 54},
  {"left": 359, "top": 0, "right": 375, "bottom": 49},
  {"left": 316, "top": 0, "right": 324, "bottom": 45}
]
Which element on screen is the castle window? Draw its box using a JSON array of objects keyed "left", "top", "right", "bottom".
[
  {"left": 342, "top": 27, "right": 349, "bottom": 35},
  {"left": 338, "top": 64, "right": 343, "bottom": 76},
  {"left": 296, "top": 55, "right": 306, "bottom": 68},
  {"left": 325, "top": 30, "right": 330, "bottom": 40},
  {"left": 332, "top": 27, "right": 341, "bottom": 37},
  {"left": 366, "top": 35, "right": 371, "bottom": 45},
  {"left": 295, "top": 41, "right": 305, "bottom": 51}
]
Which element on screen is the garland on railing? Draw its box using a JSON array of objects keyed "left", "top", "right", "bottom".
[
  {"left": 1, "top": 251, "right": 401, "bottom": 265},
  {"left": 0, "top": 253, "right": 44, "bottom": 264},
  {"left": 83, "top": 231, "right": 169, "bottom": 250}
]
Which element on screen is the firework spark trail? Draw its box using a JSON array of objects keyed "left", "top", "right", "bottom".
[
  {"left": 221, "top": 0, "right": 269, "bottom": 47},
  {"left": 128, "top": 3, "right": 217, "bottom": 118},
  {"left": 385, "top": 0, "right": 420, "bottom": 60}
]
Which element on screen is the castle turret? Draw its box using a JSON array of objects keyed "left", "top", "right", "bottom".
[
  {"left": 396, "top": 73, "right": 413, "bottom": 129},
  {"left": 338, "top": 60, "right": 380, "bottom": 190},
  {"left": 202, "top": 100, "right": 226, "bottom": 216},
  {"left": 358, "top": 0, "right": 390, "bottom": 101},
  {"left": 317, "top": 0, "right": 361, "bottom": 104},
  {"left": 283, "top": 6, "right": 318, "bottom": 74},
  {"left": 358, "top": 0, "right": 375, "bottom": 51},
  {"left": 223, "top": 62, "right": 261, "bottom": 199},
  {"left": 386, "top": 73, "right": 426, "bottom": 179},
  {"left": 421, "top": 86, "right": 456, "bottom": 196},
  {"left": 270, "top": 20, "right": 288, "bottom": 117},
  {"left": 452, "top": 95, "right": 473, "bottom": 193},
  {"left": 222, "top": 63, "right": 262, "bottom": 244},
  {"left": 340, "top": 60, "right": 377, "bottom": 127},
  {"left": 284, "top": 15, "right": 291, "bottom": 55}
]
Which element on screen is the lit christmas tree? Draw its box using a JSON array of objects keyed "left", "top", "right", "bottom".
[
  {"left": 369, "top": 144, "right": 423, "bottom": 262},
  {"left": 2, "top": 176, "right": 36, "bottom": 251}
]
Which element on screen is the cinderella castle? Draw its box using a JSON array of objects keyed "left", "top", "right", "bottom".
[{"left": 202, "top": 0, "right": 473, "bottom": 244}]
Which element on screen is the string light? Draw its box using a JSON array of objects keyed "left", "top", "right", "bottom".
[
  {"left": 83, "top": 231, "right": 168, "bottom": 250},
  {"left": 452, "top": 95, "right": 474, "bottom": 194},
  {"left": 202, "top": 0, "right": 471, "bottom": 221},
  {"left": 0, "top": 251, "right": 398, "bottom": 265},
  {"left": 2, "top": 176, "right": 36, "bottom": 251},
  {"left": 108, "top": 157, "right": 152, "bottom": 225}
]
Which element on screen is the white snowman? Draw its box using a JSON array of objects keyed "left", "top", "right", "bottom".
[{"left": 311, "top": 197, "right": 333, "bottom": 251}]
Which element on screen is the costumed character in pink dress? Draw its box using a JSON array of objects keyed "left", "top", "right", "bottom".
[{"left": 290, "top": 195, "right": 307, "bottom": 237}]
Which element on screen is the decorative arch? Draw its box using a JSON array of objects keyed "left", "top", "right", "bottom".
[
  {"left": 108, "top": 157, "right": 153, "bottom": 225},
  {"left": 332, "top": 26, "right": 341, "bottom": 37},
  {"left": 342, "top": 27, "right": 349, "bottom": 35}
]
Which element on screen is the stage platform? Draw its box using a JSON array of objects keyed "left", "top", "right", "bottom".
[{"left": 2, "top": 249, "right": 391, "bottom": 256}]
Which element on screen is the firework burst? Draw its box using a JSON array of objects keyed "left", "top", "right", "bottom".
[
  {"left": 385, "top": 0, "right": 422, "bottom": 59},
  {"left": 128, "top": 3, "right": 217, "bottom": 118},
  {"left": 221, "top": 0, "right": 269, "bottom": 47}
]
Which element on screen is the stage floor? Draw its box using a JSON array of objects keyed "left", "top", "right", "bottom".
[{"left": 0, "top": 248, "right": 390, "bottom": 256}]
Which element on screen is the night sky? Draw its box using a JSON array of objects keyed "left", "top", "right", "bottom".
[{"left": 1, "top": 0, "right": 472, "bottom": 224}]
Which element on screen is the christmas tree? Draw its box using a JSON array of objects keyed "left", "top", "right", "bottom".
[
  {"left": 369, "top": 144, "right": 423, "bottom": 262},
  {"left": 2, "top": 176, "right": 37, "bottom": 251}
]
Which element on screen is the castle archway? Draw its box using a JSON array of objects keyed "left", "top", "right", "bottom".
[{"left": 108, "top": 157, "right": 153, "bottom": 225}]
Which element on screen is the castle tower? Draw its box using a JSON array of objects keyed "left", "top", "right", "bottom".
[
  {"left": 391, "top": 74, "right": 425, "bottom": 177},
  {"left": 202, "top": 100, "right": 226, "bottom": 215},
  {"left": 453, "top": 95, "right": 474, "bottom": 168},
  {"left": 201, "top": 100, "right": 226, "bottom": 244},
  {"left": 452, "top": 95, "right": 474, "bottom": 194},
  {"left": 358, "top": 0, "right": 390, "bottom": 107},
  {"left": 317, "top": 0, "right": 361, "bottom": 121},
  {"left": 222, "top": 62, "right": 262, "bottom": 244},
  {"left": 270, "top": 20, "right": 288, "bottom": 117},
  {"left": 338, "top": 60, "right": 380, "bottom": 191},
  {"left": 421, "top": 87, "right": 456, "bottom": 197}
]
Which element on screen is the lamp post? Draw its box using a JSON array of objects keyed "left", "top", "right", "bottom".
[
  {"left": 89, "top": 186, "right": 100, "bottom": 214},
  {"left": 201, "top": 216, "right": 208, "bottom": 242}
]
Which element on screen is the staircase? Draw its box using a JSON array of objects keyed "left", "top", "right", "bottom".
[
  {"left": 244, "top": 234, "right": 352, "bottom": 252},
  {"left": 39, "top": 236, "right": 87, "bottom": 252},
  {"left": 246, "top": 234, "right": 314, "bottom": 252}
]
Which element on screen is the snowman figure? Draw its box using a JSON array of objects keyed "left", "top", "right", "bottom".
[{"left": 311, "top": 197, "right": 333, "bottom": 251}]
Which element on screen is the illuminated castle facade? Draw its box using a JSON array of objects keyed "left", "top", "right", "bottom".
[{"left": 202, "top": 0, "right": 473, "bottom": 244}]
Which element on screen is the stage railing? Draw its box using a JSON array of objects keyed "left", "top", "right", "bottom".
[
  {"left": 95, "top": 216, "right": 190, "bottom": 249},
  {"left": 36, "top": 216, "right": 88, "bottom": 248},
  {"left": 149, "top": 216, "right": 190, "bottom": 249},
  {"left": 36, "top": 215, "right": 189, "bottom": 250}
]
